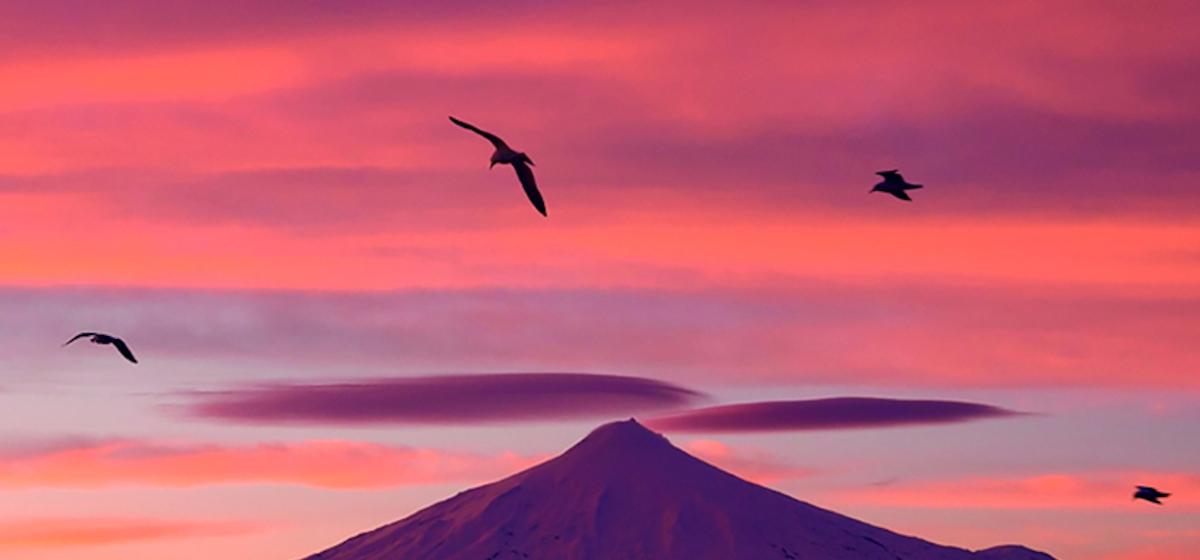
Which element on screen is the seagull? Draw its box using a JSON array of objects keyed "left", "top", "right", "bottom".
[
  {"left": 1134, "top": 486, "right": 1170, "bottom": 505},
  {"left": 63, "top": 332, "right": 138, "bottom": 364},
  {"left": 870, "top": 170, "right": 923, "bottom": 201},
  {"left": 449, "top": 116, "right": 546, "bottom": 216}
]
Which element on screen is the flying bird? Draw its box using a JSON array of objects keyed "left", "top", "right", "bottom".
[
  {"left": 1134, "top": 486, "right": 1170, "bottom": 505},
  {"left": 870, "top": 170, "right": 923, "bottom": 201},
  {"left": 449, "top": 116, "right": 546, "bottom": 216},
  {"left": 63, "top": 332, "right": 138, "bottom": 364}
]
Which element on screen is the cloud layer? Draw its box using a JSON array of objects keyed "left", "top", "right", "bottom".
[
  {"left": 833, "top": 471, "right": 1200, "bottom": 512},
  {"left": 187, "top": 373, "right": 703, "bottom": 425},
  {"left": 683, "top": 439, "right": 816, "bottom": 483},
  {"left": 4, "top": 285, "right": 1198, "bottom": 389},
  {"left": 0, "top": 439, "right": 539, "bottom": 489},
  {"left": 0, "top": 517, "right": 266, "bottom": 549},
  {"left": 647, "top": 397, "right": 1021, "bottom": 433}
]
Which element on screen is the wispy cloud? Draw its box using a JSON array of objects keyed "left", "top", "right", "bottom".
[
  {"left": 1090, "top": 547, "right": 1200, "bottom": 560},
  {"left": 0, "top": 517, "right": 268, "bottom": 548},
  {"left": 185, "top": 373, "right": 703, "bottom": 425},
  {"left": 683, "top": 439, "right": 816, "bottom": 483},
  {"left": 3, "top": 286, "right": 1198, "bottom": 389},
  {"left": 647, "top": 397, "right": 1021, "bottom": 433},
  {"left": 0, "top": 439, "right": 540, "bottom": 489},
  {"left": 833, "top": 471, "right": 1200, "bottom": 511}
]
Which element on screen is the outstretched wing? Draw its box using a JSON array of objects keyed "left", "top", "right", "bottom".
[
  {"left": 63, "top": 332, "right": 97, "bottom": 346},
  {"left": 449, "top": 116, "right": 509, "bottom": 150},
  {"left": 890, "top": 190, "right": 913, "bottom": 201},
  {"left": 512, "top": 161, "right": 546, "bottom": 216},
  {"left": 905, "top": 184, "right": 924, "bottom": 190},
  {"left": 111, "top": 338, "right": 138, "bottom": 364},
  {"left": 876, "top": 170, "right": 903, "bottom": 182}
]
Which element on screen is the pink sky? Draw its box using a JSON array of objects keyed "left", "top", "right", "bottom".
[{"left": 0, "top": 1, "right": 1197, "bottom": 559}]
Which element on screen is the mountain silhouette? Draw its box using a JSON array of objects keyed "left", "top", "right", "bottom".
[{"left": 302, "top": 419, "right": 1055, "bottom": 560}]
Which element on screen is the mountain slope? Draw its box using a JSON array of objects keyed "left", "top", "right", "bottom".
[{"left": 303, "top": 419, "right": 1055, "bottom": 560}]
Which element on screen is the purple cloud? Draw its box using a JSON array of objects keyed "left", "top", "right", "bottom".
[
  {"left": 186, "top": 373, "right": 704, "bottom": 425},
  {"left": 646, "top": 397, "right": 1022, "bottom": 433}
]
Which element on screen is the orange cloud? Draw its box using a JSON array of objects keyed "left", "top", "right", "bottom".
[
  {"left": 835, "top": 471, "right": 1200, "bottom": 511},
  {"left": 1090, "top": 545, "right": 1200, "bottom": 560},
  {"left": 301, "top": 25, "right": 653, "bottom": 78},
  {"left": 1, "top": 188, "right": 1197, "bottom": 295},
  {"left": 0, "top": 47, "right": 305, "bottom": 112},
  {"left": 683, "top": 439, "right": 816, "bottom": 483},
  {"left": 0, "top": 439, "right": 540, "bottom": 489},
  {"left": 0, "top": 517, "right": 267, "bottom": 548}
]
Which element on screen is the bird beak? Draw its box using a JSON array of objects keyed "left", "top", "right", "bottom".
[{"left": 489, "top": 162, "right": 496, "bottom": 169}]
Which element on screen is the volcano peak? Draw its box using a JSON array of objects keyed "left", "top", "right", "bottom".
[{"left": 302, "top": 421, "right": 1055, "bottom": 560}]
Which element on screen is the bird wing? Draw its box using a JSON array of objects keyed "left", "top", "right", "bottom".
[
  {"left": 63, "top": 332, "right": 98, "bottom": 346},
  {"left": 512, "top": 161, "right": 546, "bottom": 216},
  {"left": 112, "top": 338, "right": 138, "bottom": 364},
  {"left": 891, "top": 190, "right": 913, "bottom": 201},
  {"left": 449, "top": 116, "right": 509, "bottom": 150},
  {"left": 876, "top": 170, "right": 902, "bottom": 181},
  {"left": 905, "top": 184, "right": 924, "bottom": 190},
  {"left": 1137, "top": 486, "right": 1157, "bottom": 491}
]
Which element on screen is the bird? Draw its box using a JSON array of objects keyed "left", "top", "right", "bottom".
[
  {"left": 449, "top": 116, "right": 546, "bottom": 216},
  {"left": 63, "top": 332, "right": 138, "bottom": 364},
  {"left": 870, "top": 170, "right": 923, "bottom": 201},
  {"left": 1134, "top": 486, "right": 1170, "bottom": 505}
]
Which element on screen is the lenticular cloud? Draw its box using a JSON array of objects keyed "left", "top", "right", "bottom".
[
  {"left": 646, "top": 397, "right": 1022, "bottom": 433},
  {"left": 187, "top": 373, "right": 703, "bottom": 425}
]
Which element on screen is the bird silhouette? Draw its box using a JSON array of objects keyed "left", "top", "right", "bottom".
[
  {"left": 870, "top": 170, "right": 923, "bottom": 201},
  {"left": 450, "top": 116, "right": 546, "bottom": 216},
  {"left": 63, "top": 332, "right": 138, "bottom": 364},
  {"left": 1134, "top": 486, "right": 1170, "bottom": 505}
]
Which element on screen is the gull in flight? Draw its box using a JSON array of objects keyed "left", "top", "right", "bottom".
[
  {"left": 870, "top": 170, "right": 923, "bottom": 201},
  {"left": 449, "top": 116, "right": 546, "bottom": 216},
  {"left": 1134, "top": 486, "right": 1170, "bottom": 505},
  {"left": 63, "top": 332, "right": 138, "bottom": 364}
]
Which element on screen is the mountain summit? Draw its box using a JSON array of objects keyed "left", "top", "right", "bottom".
[{"left": 303, "top": 419, "right": 1055, "bottom": 560}]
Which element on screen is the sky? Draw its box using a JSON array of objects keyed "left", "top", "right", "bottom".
[{"left": 0, "top": 1, "right": 1197, "bottom": 559}]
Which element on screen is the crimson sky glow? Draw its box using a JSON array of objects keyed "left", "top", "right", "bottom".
[{"left": 0, "top": 1, "right": 1197, "bottom": 559}]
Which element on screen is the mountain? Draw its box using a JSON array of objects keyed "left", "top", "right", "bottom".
[{"left": 302, "top": 419, "right": 1056, "bottom": 560}]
